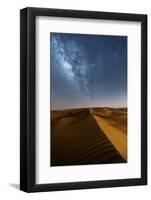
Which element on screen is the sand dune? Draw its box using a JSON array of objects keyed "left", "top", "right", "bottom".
[
  {"left": 51, "top": 107, "right": 127, "bottom": 166},
  {"left": 90, "top": 108, "right": 127, "bottom": 160}
]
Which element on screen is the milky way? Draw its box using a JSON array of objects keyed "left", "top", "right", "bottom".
[
  {"left": 50, "top": 33, "right": 127, "bottom": 109},
  {"left": 51, "top": 33, "right": 92, "bottom": 96}
]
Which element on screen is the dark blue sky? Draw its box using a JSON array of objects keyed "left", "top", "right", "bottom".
[{"left": 50, "top": 33, "right": 127, "bottom": 110}]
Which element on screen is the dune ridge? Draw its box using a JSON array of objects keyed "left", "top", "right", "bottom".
[
  {"left": 90, "top": 108, "right": 127, "bottom": 160},
  {"left": 51, "top": 107, "right": 127, "bottom": 166}
]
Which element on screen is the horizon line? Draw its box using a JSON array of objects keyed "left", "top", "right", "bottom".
[{"left": 51, "top": 106, "right": 127, "bottom": 111}]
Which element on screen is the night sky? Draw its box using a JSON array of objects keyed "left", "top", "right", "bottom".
[{"left": 50, "top": 33, "right": 127, "bottom": 110}]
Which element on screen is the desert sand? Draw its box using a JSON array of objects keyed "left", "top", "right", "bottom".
[{"left": 51, "top": 107, "right": 127, "bottom": 166}]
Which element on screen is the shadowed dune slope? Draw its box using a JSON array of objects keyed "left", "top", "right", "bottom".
[{"left": 51, "top": 108, "right": 127, "bottom": 166}]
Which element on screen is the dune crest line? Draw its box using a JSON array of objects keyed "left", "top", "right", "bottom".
[{"left": 90, "top": 108, "right": 127, "bottom": 161}]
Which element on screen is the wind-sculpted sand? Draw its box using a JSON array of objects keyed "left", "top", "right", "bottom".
[{"left": 51, "top": 107, "right": 127, "bottom": 166}]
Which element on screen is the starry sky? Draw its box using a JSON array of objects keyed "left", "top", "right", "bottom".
[{"left": 50, "top": 33, "right": 127, "bottom": 110}]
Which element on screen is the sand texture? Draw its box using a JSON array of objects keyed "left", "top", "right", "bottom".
[{"left": 51, "top": 107, "right": 127, "bottom": 166}]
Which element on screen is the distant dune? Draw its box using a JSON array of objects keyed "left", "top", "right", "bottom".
[{"left": 51, "top": 107, "right": 127, "bottom": 166}]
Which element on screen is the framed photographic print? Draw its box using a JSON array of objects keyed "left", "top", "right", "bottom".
[{"left": 20, "top": 7, "right": 147, "bottom": 192}]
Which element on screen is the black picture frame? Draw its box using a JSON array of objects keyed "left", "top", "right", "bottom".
[{"left": 20, "top": 7, "right": 147, "bottom": 192}]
